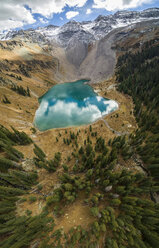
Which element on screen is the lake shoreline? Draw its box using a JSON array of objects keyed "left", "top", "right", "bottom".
[
  {"left": 34, "top": 102, "right": 119, "bottom": 132},
  {"left": 34, "top": 79, "right": 119, "bottom": 132}
]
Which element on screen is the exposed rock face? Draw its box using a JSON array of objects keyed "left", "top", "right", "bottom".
[
  {"left": 0, "top": 8, "right": 159, "bottom": 83},
  {"left": 66, "top": 39, "right": 88, "bottom": 68},
  {"left": 37, "top": 8, "right": 159, "bottom": 46},
  {"left": 66, "top": 30, "right": 95, "bottom": 67},
  {"left": 1, "top": 8, "right": 159, "bottom": 46}
]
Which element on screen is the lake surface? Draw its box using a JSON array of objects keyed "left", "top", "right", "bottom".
[{"left": 34, "top": 79, "right": 118, "bottom": 131}]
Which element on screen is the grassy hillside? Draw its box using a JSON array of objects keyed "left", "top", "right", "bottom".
[{"left": 0, "top": 33, "right": 159, "bottom": 248}]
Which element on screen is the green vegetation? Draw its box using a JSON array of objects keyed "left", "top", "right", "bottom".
[
  {"left": 1, "top": 39, "right": 159, "bottom": 248},
  {"left": 7, "top": 73, "right": 22, "bottom": 81},
  {"left": 2, "top": 95, "right": 11, "bottom": 104},
  {"left": 0, "top": 126, "right": 53, "bottom": 248},
  {"left": 33, "top": 144, "right": 61, "bottom": 172},
  {"left": 11, "top": 84, "right": 31, "bottom": 97},
  {"left": 29, "top": 196, "right": 37, "bottom": 203},
  {"left": 30, "top": 127, "right": 37, "bottom": 134},
  {"left": 0, "top": 124, "right": 32, "bottom": 147},
  {"left": 116, "top": 40, "right": 159, "bottom": 183},
  {"left": 0, "top": 115, "right": 159, "bottom": 248},
  {"left": 44, "top": 133, "right": 159, "bottom": 247}
]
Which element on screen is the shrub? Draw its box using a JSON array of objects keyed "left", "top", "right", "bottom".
[{"left": 29, "top": 196, "right": 37, "bottom": 203}]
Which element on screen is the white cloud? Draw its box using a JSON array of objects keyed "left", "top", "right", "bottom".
[
  {"left": 93, "top": 0, "right": 153, "bottom": 11},
  {"left": 39, "top": 18, "right": 49, "bottom": 24},
  {"left": 0, "top": 0, "right": 88, "bottom": 31},
  {"left": 0, "top": 0, "right": 153, "bottom": 31},
  {"left": 0, "top": 1, "right": 35, "bottom": 31},
  {"left": 15, "top": 0, "right": 87, "bottom": 17},
  {"left": 103, "top": 100, "right": 118, "bottom": 115},
  {"left": 86, "top": 8, "right": 92, "bottom": 14},
  {"left": 66, "top": 0, "right": 88, "bottom": 8},
  {"left": 66, "top": 11, "right": 79, "bottom": 19},
  {"left": 35, "top": 96, "right": 118, "bottom": 130}
]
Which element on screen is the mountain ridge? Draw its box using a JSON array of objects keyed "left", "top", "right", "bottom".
[
  {"left": 0, "top": 8, "right": 159, "bottom": 85},
  {"left": 1, "top": 7, "right": 159, "bottom": 46}
]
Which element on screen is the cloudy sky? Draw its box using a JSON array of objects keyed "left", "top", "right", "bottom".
[{"left": 0, "top": 0, "right": 159, "bottom": 31}]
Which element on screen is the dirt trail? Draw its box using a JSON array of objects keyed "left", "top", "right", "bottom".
[{"left": 102, "top": 117, "right": 129, "bottom": 136}]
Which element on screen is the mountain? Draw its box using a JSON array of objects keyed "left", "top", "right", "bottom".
[
  {"left": 0, "top": 8, "right": 159, "bottom": 84},
  {"left": 0, "top": 7, "right": 159, "bottom": 248},
  {"left": 1, "top": 8, "right": 159, "bottom": 46}
]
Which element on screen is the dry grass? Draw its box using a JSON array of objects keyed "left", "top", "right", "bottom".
[
  {"left": 54, "top": 193, "right": 94, "bottom": 233},
  {"left": 14, "top": 77, "right": 139, "bottom": 233},
  {"left": 0, "top": 42, "right": 138, "bottom": 234}
]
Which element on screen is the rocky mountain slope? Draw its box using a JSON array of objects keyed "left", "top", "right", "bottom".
[
  {"left": 38, "top": 8, "right": 159, "bottom": 45},
  {"left": 1, "top": 7, "right": 159, "bottom": 248},
  {"left": 1, "top": 8, "right": 159, "bottom": 45},
  {"left": 0, "top": 9, "right": 158, "bottom": 138},
  {"left": 0, "top": 8, "right": 159, "bottom": 84}
]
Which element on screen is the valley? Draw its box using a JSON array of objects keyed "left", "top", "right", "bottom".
[{"left": 0, "top": 8, "right": 159, "bottom": 248}]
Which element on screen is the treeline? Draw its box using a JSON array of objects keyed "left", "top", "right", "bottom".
[
  {"left": 33, "top": 144, "right": 61, "bottom": 172},
  {"left": 11, "top": 84, "right": 31, "bottom": 97},
  {"left": 2, "top": 95, "right": 11, "bottom": 104},
  {"left": 42, "top": 131, "right": 159, "bottom": 247},
  {"left": 0, "top": 121, "right": 159, "bottom": 247},
  {"left": 6, "top": 73, "right": 22, "bottom": 81},
  {"left": 0, "top": 124, "right": 32, "bottom": 171},
  {"left": 0, "top": 124, "right": 32, "bottom": 147},
  {"left": 0, "top": 125, "right": 54, "bottom": 248},
  {"left": 116, "top": 40, "right": 159, "bottom": 183}
]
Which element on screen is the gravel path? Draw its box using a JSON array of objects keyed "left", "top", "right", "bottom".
[{"left": 101, "top": 117, "right": 129, "bottom": 136}]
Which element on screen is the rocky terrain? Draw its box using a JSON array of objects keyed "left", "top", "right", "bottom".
[
  {"left": 2, "top": 8, "right": 159, "bottom": 44},
  {"left": 0, "top": 8, "right": 159, "bottom": 132},
  {"left": 0, "top": 8, "right": 159, "bottom": 83},
  {"left": 0, "top": 8, "right": 159, "bottom": 248}
]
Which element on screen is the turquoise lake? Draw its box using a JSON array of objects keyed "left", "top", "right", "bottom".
[{"left": 34, "top": 79, "right": 118, "bottom": 131}]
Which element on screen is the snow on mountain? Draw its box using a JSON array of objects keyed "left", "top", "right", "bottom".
[
  {"left": 0, "top": 30, "right": 13, "bottom": 41},
  {"left": 0, "top": 8, "right": 159, "bottom": 47},
  {"left": 36, "top": 25, "right": 60, "bottom": 42}
]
